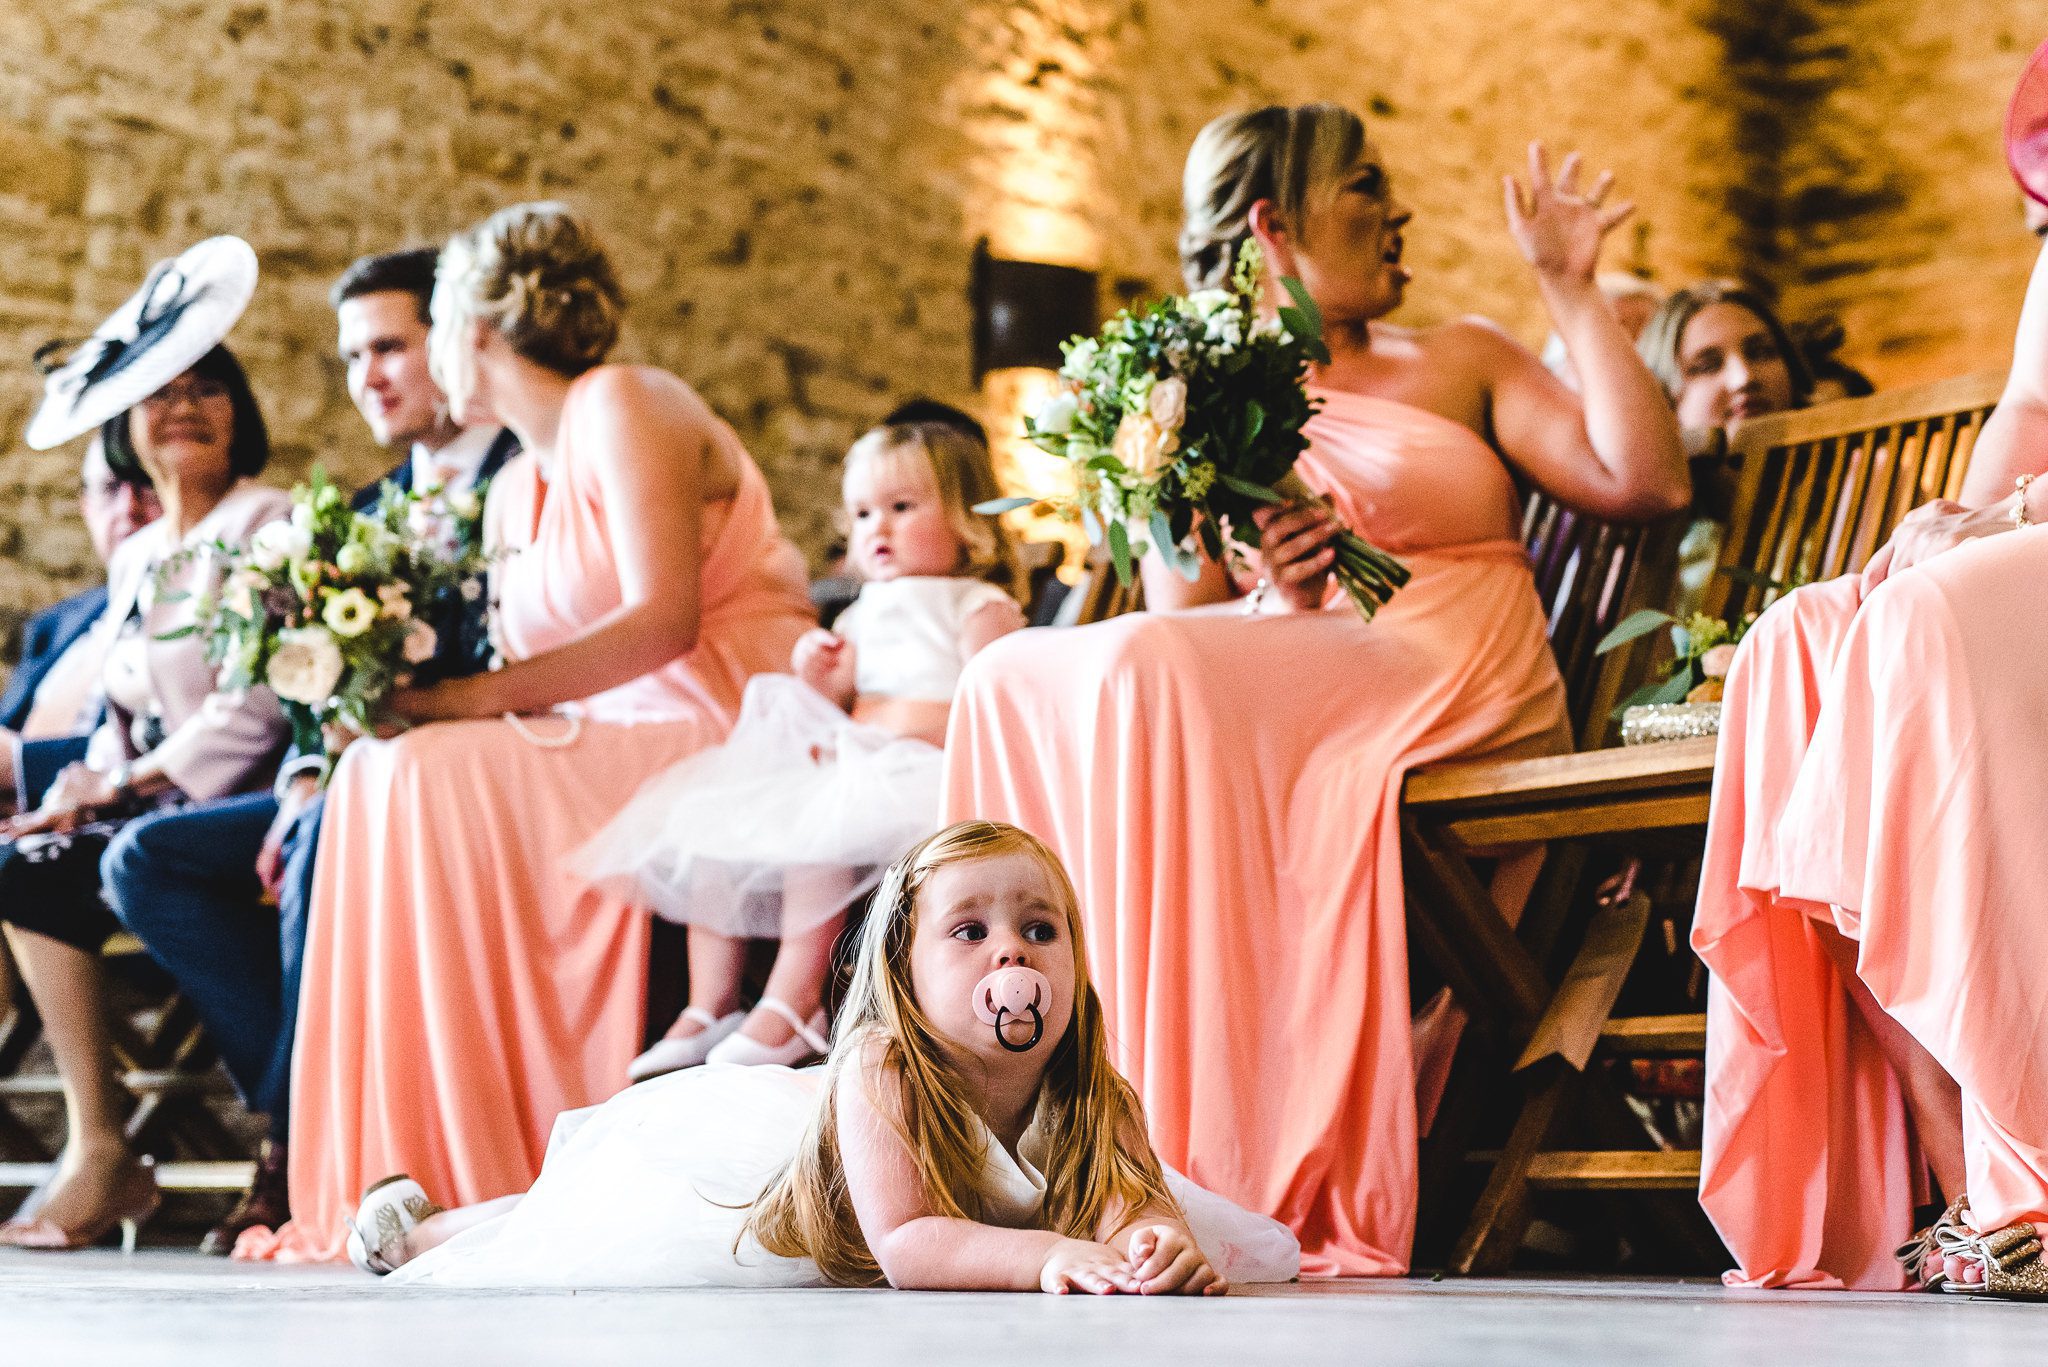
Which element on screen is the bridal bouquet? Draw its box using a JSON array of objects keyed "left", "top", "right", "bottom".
[
  {"left": 167, "top": 472, "right": 493, "bottom": 765},
  {"left": 982, "top": 241, "right": 1409, "bottom": 619}
]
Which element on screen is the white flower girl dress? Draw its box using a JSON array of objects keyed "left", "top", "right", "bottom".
[
  {"left": 389, "top": 1063, "right": 1302, "bottom": 1288},
  {"left": 571, "top": 576, "right": 1018, "bottom": 937}
]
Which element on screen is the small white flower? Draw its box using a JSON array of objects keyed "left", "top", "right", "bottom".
[
  {"left": 322, "top": 587, "right": 379, "bottom": 639},
  {"left": 335, "top": 543, "right": 372, "bottom": 576},
  {"left": 406, "top": 501, "right": 438, "bottom": 540},
  {"left": 1031, "top": 390, "right": 1080, "bottom": 436},
  {"left": 1186, "top": 289, "right": 1233, "bottom": 318},
  {"left": 1700, "top": 644, "right": 1738, "bottom": 680},
  {"left": 290, "top": 503, "right": 316, "bottom": 533},
  {"left": 447, "top": 487, "right": 482, "bottom": 521},
  {"left": 401, "top": 619, "right": 439, "bottom": 665},
  {"left": 266, "top": 627, "right": 345, "bottom": 705},
  {"left": 459, "top": 576, "right": 483, "bottom": 602}
]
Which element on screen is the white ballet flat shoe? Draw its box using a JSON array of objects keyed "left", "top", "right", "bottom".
[
  {"left": 705, "top": 997, "right": 831, "bottom": 1067},
  {"left": 344, "top": 1175, "right": 442, "bottom": 1276},
  {"left": 627, "top": 1007, "right": 748, "bottom": 1083}
]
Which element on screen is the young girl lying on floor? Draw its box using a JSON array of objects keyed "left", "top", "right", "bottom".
[{"left": 347, "top": 820, "right": 1300, "bottom": 1293}]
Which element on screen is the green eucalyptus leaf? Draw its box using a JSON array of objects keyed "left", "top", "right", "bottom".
[
  {"left": 1217, "top": 473, "right": 1283, "bottom": 505},
  {"left": 974, "top": 496, "right": 1036, "bottom": 515},
  {"left": 1107, "top": 516, "right": 1133, "bottom": 585},
  {"left": 1595, "top": 609, "right": 1682, "bottom": 655}
]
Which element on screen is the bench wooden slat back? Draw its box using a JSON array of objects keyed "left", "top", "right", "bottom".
[
  {"left": 1520, "top": 499, "right": 1670, "bottom": 749},
  {"left": 1703, "top": 372, "right": 2006, "bottom": 625}
]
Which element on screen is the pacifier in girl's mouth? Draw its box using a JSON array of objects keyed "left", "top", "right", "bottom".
[{"left": 971, "top": 965, "right": 1052, "bottom": 1053}]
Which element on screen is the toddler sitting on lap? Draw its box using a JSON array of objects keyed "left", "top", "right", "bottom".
[{"left": 576, "top": 420, "right": 1030, "bottom": 1080}]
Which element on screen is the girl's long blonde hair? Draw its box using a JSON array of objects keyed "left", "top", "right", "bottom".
[
  {"left": 843, "top": 422, "right": 1026, "bottom": 604},
  {"left": 744, "top": 820, "right": 1177, "bottom": 1286}
]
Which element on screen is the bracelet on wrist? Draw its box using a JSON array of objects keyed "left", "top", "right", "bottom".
[{"left": 2014, "top": 473, "right": 2038, "bottom": 530}]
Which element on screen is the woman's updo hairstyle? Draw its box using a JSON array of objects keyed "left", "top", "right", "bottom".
[
  {"left": 1179, "top": 104, "right": 1368, "bottom": 291},
  {"left": 437, "top": 202, "right": 623, "bottom": 375}
]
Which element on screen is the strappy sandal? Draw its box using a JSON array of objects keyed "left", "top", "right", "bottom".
[
  {"left": 1934, "top": 1210, "right": 2048, "bottom": 1300},
  {"left": 1896, "top": 1195, "right": 1970, "bottom": 1290},
  {"left": 344, "top": 1175, "right": 443, "bottom": 1276}
]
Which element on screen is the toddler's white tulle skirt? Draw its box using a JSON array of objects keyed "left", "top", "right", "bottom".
[
  {"left": 390, "top": 1064, "right": 1301, "bottom": 1289},
  {"left": 571, "top": 675, "right": 943, "bottom": 937}
]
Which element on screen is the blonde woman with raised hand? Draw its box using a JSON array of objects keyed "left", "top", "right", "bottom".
[
  {"left": 943, "top": 106, "right": 1689, "bottom": 1276},
  {"left": 237, "top": 203, "right": 815, "bottom": 1262},
  {"left": 343, "top": 820, "right": 1298, "bottom": 1292}
]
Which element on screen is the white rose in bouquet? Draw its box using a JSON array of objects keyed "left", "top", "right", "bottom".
[
  {"left": 447, "top": 487, "right": 483, "bottom": 521},
  {"left": 249, "top": 521, "right": 313, "bottom": 572},
  {"left": 267, "top": 627, "right": 346, "bottom": 705},
  {"left": 1031, "top": 390, "right": 1080, "bottom": 436}
]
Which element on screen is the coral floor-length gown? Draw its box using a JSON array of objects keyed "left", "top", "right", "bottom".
[
  {"left": 245, "top": 368, "right": 813, "bottom": 1262},
  {"left": 1696, "top": 529, "right": 2048, "bottom": 1289},
  {"left": 943, "top": 390, "right": 1572, "bottom": 1275}
]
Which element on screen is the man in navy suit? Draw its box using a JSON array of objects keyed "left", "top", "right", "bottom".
[
  {"left": 101, "top": 248, "right": 517, "bottom": 1253},
  {"left": 0, "top": 437, "right": 161, "bottom": 812}
]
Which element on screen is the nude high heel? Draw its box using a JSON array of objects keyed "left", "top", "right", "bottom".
[{"left": 0, "top": 1157, "right": 160, "bottom": 1252}]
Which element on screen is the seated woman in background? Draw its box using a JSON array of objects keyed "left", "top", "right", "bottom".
[
  {"left": 944, "top": 108, "right": 1689, "bottom": 1275},
  {"left": 1636, "top": 280, "right": 1814, "bottom": 615},
  {"left": 0, "top": 237, "right": 290, "bottom": 1250},
  {"left": 243, "top": 203, "right": 816, "bottom": 1262},
  {"left": 1694, "top": 231, "right": 2048, "bottom": 1294}
]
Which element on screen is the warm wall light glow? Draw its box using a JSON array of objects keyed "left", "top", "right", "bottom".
[{"left": 981, "top": 366, "right": 1087, "bottom": 580}]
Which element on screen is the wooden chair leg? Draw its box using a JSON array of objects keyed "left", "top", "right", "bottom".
[
  {"left": 1450, "top": 1058, "right": 1573, "bottom": 1274},
  {"left": 1402, "top": 816, "right": 1549, "bottom": 1033}
]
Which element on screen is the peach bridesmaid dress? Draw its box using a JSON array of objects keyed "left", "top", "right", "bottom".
[
  {"left": 942, "top": 390, "right": 1571, "bottom": 1275},
  {"left": 246, "top": 368, "right": 813, "bottom": 1262},
  {"left": 1696, "top": 529, "right": 2048, "bottom": 1289}
]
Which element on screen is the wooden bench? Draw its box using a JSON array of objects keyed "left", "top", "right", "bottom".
[{"left": 1404, "top": 372, "right": 2006, "bottom": 1273}]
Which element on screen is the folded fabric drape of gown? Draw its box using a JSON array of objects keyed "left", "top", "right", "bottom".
[
  {"left": 942, "top": 390, "right": 1571, "bottom": 1275},
  {"left": 242, "top": 369, "right": 814, "bottom": 1263},
  {"left": 1696, "top": 528, "right": 2048, "bottom": 1289}
]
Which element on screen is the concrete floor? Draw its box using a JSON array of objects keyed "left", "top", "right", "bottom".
[{"left": 2, "top": 1252, "right": 2040, "bottom": 1366}]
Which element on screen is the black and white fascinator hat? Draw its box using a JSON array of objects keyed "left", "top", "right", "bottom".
[{"left": 25, "top": 235, "right": 259, "bottom": 450}]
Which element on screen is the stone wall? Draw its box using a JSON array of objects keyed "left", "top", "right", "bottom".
[
  {"left": 1709, "top": 0, "right": 2042, "bottom": 387},
  {"left": 0, "top": 0, "right": 2035, "bottom": 670}
]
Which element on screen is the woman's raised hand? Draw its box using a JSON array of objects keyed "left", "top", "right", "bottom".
[{"left": 1503, "top": 142, "right": 1635, "bottom": 286}]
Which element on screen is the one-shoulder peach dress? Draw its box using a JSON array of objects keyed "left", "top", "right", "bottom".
[
  {"left": 1695, "top": 528, "right": 2048, "bottom": 1289},
  {"left": 245, "top": 368, "right": 814, "bottom": 1262},
  {"left": 942, "top": 390, "right": 1571, "bottom": 1275}
]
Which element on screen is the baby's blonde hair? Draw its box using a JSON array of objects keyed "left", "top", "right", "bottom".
[
  {"left": 744, "top": 820, "right": 1178, "bottom": 1286},
  {"left": 843, "top": 421, "right": 1025, "bottom": 603}
]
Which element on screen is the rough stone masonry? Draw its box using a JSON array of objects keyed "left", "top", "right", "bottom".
[{"left": 0, "top": 0, "right": 2036, "bottom": 675}]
